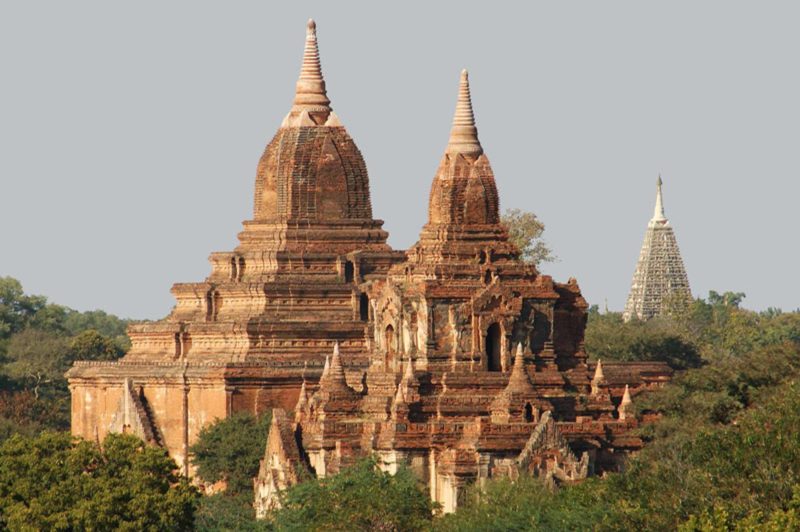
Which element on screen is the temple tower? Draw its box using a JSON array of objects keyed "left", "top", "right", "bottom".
[{"left": 623, "top": 176, "right": 691, "bottom": 321}]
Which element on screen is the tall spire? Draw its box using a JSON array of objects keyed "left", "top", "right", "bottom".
[
  {"left": 446, "top": 69, "right": 483, "bottom": 156},
  {"left": 651, "top": 174, "right": 667, "bottom": 225},
  {"left": 624, "top": 174, "right": 691, "bottom": 321},
  {"left": 292, "top": 19, "right": 331, "bottom": 113}
]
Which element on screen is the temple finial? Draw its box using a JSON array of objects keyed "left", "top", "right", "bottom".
[
  {"left": 292, "top": 18, "right": 331, "bottom": 112},
  {"left": 593, "top": 359, "right": 605, "bottom": 383},
  {"left": 446, "top": 69, "right": 482, "bottom": 156},
  {"left": 651, "top": 174, "right": 667, "bottom": 224},
  {"left": 619, "top": 384, "right": 633, "bottom": 420}
]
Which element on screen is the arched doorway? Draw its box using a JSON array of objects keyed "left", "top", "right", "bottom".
[
  {"left": 486, "top": 323, "right": 502, "bottom": 371},
  {"left": 385, "top": 324, "right": 396, "bottom": 369},
  {"left": 524, "top": 403, "right": 534, "bottom": 423}
]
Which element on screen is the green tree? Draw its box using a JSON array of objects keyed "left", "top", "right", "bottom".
[
  {"left": 69, "top": 329, "right": 125, "bottom": 361},
  {"left": 190, "top": 412, "right": 271, "bottom": 495},
  {"left": 195, "top": 493, "right": 271, "bottom": 532},
  {"left": 0, "top": 432, "right": 198, "bottom": 530},
  {"left": 585, "top": 310, "right": 702, "bottom": 370},
  {"left": 270, "top": 458, "right": 435, "bottom": 532},
  {"left": 0, "top": 277, "right": 46, "bottom": 340},
  {"left": 501, "top": 208, "right": 555, "bottom": 265},
  {"left": 3, "top": 329, "right": 71, "bottom": 399}
]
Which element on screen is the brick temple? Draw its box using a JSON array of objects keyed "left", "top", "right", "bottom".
[{"left": 67, "top": 20, "right": 672, "bottom": 513}]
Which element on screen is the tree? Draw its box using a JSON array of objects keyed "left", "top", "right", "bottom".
[
  {"left": 2, "top": 329, "right": 71, "bottom": 399},
  {"left": 69, "top": 329, "right": 125, "bottom": 361},
  {"left": 0, "top": 277, "right": 46, "bottom": 340},
  {"left": 0, "top": 432, "right": 198, "bottom": 530},
  {"left": 585, "top": 311, "right": 703, "bottom": 370},
  {"left": 190, "top": 412, "right": 271, "bottom": 495},
  {"left": 270, "top": 458, "right": 435, "bottom": 531},
  {"left": 501, "top": 208, "right": 555, "bottom": 265}
]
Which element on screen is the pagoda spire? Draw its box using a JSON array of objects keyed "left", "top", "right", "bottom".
[
  {"left": 651, "top": 174, "right": 667, "bottom": 225},
  {"left": 446, "top": 69, "right": 483, "bottom": 156},
  {"left": 619, "top": 384, "right": 633, "bottom": 420},
  {"left": 320, "top": 342, "right": 350, "bottom": 392},
  {"left": 623, "top": 175, "right": 691, "bottom": 321},
  {"left": 292, "top": 19, "right": 331, "bottom": 113},
  {"left": 591, "top": 360, "right": 606, "bottom": 396}
]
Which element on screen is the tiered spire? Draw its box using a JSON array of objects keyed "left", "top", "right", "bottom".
[
  {"left": 292, "top": 19, "right": 331, "bottom": 112},
  {"left": 623, "top": 176, "right": 691, "bottom": 321},
  {"left": 319, "top": 342, "right": 350, "bottom": 393},
  {"left": 446, "top": 70, "right": 483, "bottom": 156},
  {"left": 507, "top": 343, "right": 535, "bottom": 392}
]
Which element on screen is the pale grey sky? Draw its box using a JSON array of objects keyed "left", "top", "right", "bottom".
[{"left": 1, "top": 1, "right": 798, "bottom": 319}]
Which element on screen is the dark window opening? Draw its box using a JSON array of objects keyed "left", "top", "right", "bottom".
[
  {"left": 344, "top": 261, "right": 355, "bottom": 283},
  {"left": 359, "top": 294, "right": 369, "bottom": 321},
  {"left": 524, "top": 403, "right": 534, "bottom": 422},
  {"left": 484, "top": 270, "right": 492, "bottom": 284},
  {"left": 238, "top": 257, "right": 245, "bottom": 280},
  {"left": 230, "top": 257, "right": 237, "bottom": 281},
  {"left": 486, "top": 323, "right": 502, "bottom": 372}
]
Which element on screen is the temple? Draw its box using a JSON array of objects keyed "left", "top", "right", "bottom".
[
  {"left": 623, "top": 177, "right": 691, "bottom": 321},
  {"left": 67, "top": 21, "right": 673, "bottom": 512}
]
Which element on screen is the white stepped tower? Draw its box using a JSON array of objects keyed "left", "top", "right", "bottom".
[{"left": 623, "top": 176, "right": 691, "bottom": 321}]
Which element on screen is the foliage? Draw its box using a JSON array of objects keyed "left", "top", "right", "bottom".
[
  {"left": 190, "top": 412, "right": 271, "bottom": 495},
  {"left": 269, "top": 457, "right": 435, "bottom": 532},
  {"left": 501, "top": 208, "right": 555, "bottom": 265},
  {"left": 437, "top": 475, "right": 606, "bottom": 531},
  {"left": 0, "top": 432, "right": 198, "bottom": 530},
  {"left": 195, "top": 492, "right": 271, "bottom": 532},
  {"left": 585, "top": 309, "right": 702, "bottom": 370},
  {"left": 0, "top": 277, "right": 130, "bottom": 441}
]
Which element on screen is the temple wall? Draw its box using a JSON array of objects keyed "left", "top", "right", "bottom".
[{"left": 71, "top": 379, "right": 230, "bottom": 471}]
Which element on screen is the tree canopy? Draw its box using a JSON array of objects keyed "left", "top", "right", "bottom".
[
  {"left": 0, "top": 432, "right": 198, "bottom": 531},
  {"left": 190, "top": 412, "right": 271, "bottom": 496},
  {"left": 501, "top": 208, "right": 555, "bottom": 265},
  {"left": 269, "top": 458, "right": 436, "bottom": 532}
]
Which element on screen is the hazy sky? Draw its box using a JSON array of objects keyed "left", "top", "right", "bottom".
[{"left": 1, "top": 1, "right": 798, "bottom": 319}]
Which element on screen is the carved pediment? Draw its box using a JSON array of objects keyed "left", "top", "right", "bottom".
[{"left": 471, "top": 281, "right": 522, "bottom": 316}]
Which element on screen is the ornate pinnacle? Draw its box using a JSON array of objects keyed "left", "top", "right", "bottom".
[
  {"left": 619, "top": 384, "right": 633, "bottom": 420},
  {"left": 446, "top": 69, "right": 483, "bottom": 156},
  {"left": 292, "top": 19, "right": 331, "bottom": 112},
  {"left": 507, "top": 343, "right": 534, "bottom": 392},
  {"left": 592, "top": 359, "right": 605, "bottom": 383},
  {"left": 621, "top": 384, "right": 632, "bottom": 405}
]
